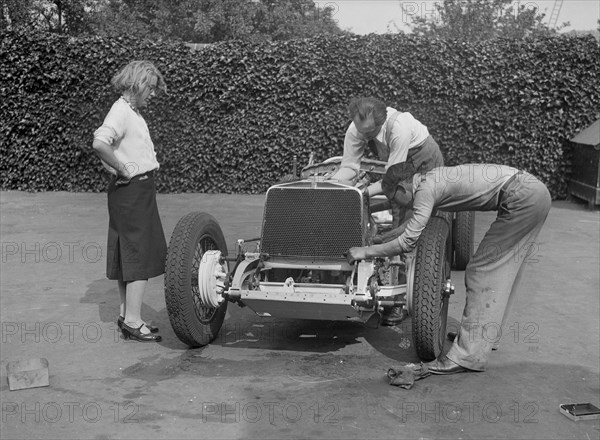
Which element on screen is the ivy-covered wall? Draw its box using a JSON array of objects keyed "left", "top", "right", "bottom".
[{"left": 1, "top": 31, "right": 599, "bottom": 198}]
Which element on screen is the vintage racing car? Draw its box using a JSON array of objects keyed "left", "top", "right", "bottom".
[{"left": 164, "top": 157, "right": 475, "bottom": 361}]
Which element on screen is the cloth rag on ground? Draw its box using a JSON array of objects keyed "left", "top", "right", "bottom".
[{"left": 387, "top": 363, "right": 431, "bottom": 389}]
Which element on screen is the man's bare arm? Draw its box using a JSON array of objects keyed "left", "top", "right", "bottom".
[{"left": 347, "top": 239, "right": 403, "bottom": 264}]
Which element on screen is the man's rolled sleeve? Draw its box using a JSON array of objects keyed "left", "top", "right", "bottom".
[
  {"left": 396, "top": 188, "right": 434, "bottom": 253},
  {"left": 340, "top": 125, "right": 367, "bottom": 172}
]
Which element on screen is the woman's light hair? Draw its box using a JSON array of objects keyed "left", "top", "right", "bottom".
[{"left": 111, "top": 60, "right": 167, "bottom": 95}]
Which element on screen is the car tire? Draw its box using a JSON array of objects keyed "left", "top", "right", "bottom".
[
  {"left": 411, "top": 216, "right": 452, "bottom": 361},
  {"left": 452, "top": 211, "right": 475, "bottom": 270},
  {"left": 164, "top": 212, "right": 228, "bottom": 347}
]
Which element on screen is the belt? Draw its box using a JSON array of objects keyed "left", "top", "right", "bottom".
[
  {"left": 114, "top": 170, "right": 156, "bottom": 187},
  {"left": 130, "top": 170, "right": 155, "bottom": 181},
  {"left": 497, "top": 171, "right": 523, "bottom": 209}
]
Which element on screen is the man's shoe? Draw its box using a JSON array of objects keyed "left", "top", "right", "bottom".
[
  {"left": 424, "top": 355, "right": 472, "bottom": 375},
  {"left": 447, "top": 331, "right": 498, "bottom": 350},
  {"left": 381, "top": 306, "right": 404, "bottom": 326}
]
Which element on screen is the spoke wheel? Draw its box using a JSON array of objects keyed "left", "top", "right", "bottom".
[{"left": 165, "top": 212, "right": 228, "bottom": 347}]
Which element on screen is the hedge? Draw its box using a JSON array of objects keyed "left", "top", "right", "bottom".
[{"left": 1, "top": 30, "right": 599, "bottom": 198}]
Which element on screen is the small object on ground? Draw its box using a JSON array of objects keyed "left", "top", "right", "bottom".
[
  {"left": 381, "top": 306, "right": 404, "bottom": 326},
  {"left": 7, "top": 358, "right": 50, "bottom": 391},
  {"left": 387, "top": 363, "right": 431, "bottom": 389},
  {"left": 559, "top": 403, "right": 600, "bottom": 421}
]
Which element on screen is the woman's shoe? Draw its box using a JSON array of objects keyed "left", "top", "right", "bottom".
[
  {"left": 118, "top": 316, "right": 158, "bottom": 333},
  {"left": 121, "top": 323, "right": 162, "bottom": 342}
]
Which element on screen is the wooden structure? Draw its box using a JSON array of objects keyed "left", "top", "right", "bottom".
[{"left": 568, "top": 119, "right": 600, "bottom": 209}]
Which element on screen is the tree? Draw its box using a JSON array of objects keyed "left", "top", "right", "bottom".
[
  {"left": 88, "top": 0, "right": 343, "bottom": 42},
  {"left": 2, "top": 0, "right": 343, "bottom": 41},
  {"left": 252, "top": 0, "right": 342, "bottom": 41},
  {"left": 1, "top": 0, "right": 96, "bottom": 34},
  {"left": 1, "top": 0, "right": 35, "bottom": 30},
  {"left": 193, "top": 0, "right": 259, "bottom": 42},
  {"left": 87, "top": 0, "right": 199, "bottom": 41},
  {"left": 410, "top": 0, "right": 565, "bottom": 40}
]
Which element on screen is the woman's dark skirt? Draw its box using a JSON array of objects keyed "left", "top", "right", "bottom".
[{"left": 106, "top": 173, "right": 167, "bottom": 281}]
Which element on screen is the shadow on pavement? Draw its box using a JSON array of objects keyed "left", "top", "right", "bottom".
[{"left": 81, "top": 278, "right": 165, "bottom": 332}]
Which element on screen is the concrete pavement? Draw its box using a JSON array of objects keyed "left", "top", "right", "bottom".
[{"left": 0, "top": 190, "right": 599, "bottom": 439}]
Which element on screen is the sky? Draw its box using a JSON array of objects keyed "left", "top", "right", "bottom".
[{"left": 315, "top": 0, "right": 600, "bottom": 35}]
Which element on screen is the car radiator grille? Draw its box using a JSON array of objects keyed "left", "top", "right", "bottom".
[{"left": 261, "top": 186, "right": 364, "bottom": 260}]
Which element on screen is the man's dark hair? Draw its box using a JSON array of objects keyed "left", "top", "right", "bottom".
[
  {"left": 348, "top": 97, "right": 387, "bottom": 126},
  {"left": 382, "top": 162, "right": 417, "bottom": 200}
]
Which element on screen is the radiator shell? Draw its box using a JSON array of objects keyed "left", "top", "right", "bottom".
[{"left": 260, "top": 181, "right": 366, "bottom": 260}]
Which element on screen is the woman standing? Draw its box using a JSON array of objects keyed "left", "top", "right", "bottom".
[{"left": 92, "top": 60, "right": 167, "bottom": 342}]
